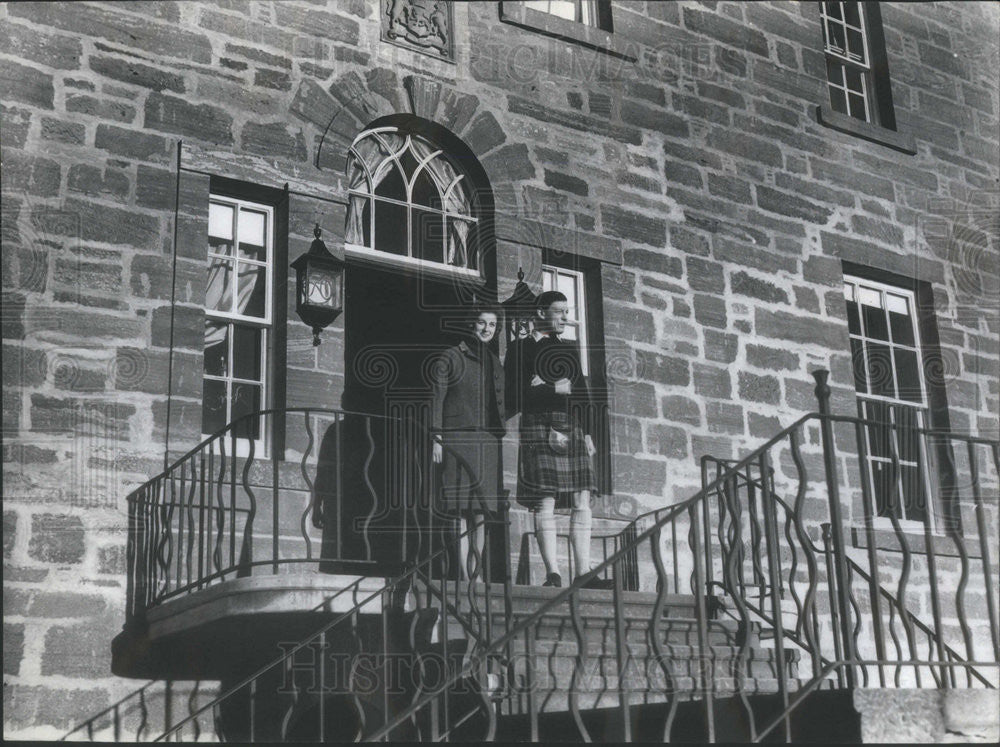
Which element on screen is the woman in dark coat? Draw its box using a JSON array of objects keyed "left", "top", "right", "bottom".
[{"left": 430, "top": 306, "right": 506, "bottom": 579}]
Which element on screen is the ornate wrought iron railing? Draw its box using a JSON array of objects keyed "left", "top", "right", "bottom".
[
  {"left": 366, "top": 371, "right": 999, "bottom": 742},
  {"left": 126, "top": 407, "right": 508, "bottom": 623},
  {"left": 109, "top": 408, "right": 515, "bottom": 741},
  {"left": 60, "top": 680, "right": 218, "bottom": 742},
  {"left": 98, "top": 371, "right": 997, "bottom": 743}
]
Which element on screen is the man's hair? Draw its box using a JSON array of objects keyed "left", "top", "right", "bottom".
[{"left": 535, "top": 290, "right": 567, "bottom": 310}]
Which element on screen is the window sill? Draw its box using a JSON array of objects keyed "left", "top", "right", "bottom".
[
  {"left": 851, "top": 525, "right": 983, "bottom": 559},
  {"left": 499, "top": 1, "right": 636, "bottom": 61},
  {"left": 816, "top": 105, "right": 917, "bottom": 155},
  {"left": 344, "top": 244, "right": 485, "bottom": 283}
]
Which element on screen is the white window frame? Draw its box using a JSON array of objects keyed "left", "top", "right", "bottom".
[
  {"left": 844, "top": 276, "right": 937, "bottom": 530},
  {"left": 542, "top": 265, "right": 589, "bottom": 376},
  {"left": 202, "top": 195, "right": 274, "bottom": 458},
  {"left": 820, "top": 1, "right": 873, "bottom": 123},
  {"left": 345, "top": 126, "right": 481, "bottom": 280},
  {"left": 524, "top": 0, "right": 599, "bottom": 26}
]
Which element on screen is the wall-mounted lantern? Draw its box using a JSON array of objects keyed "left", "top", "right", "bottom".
[
  {"left": 501, "top": 266, "right": 537, "bottom": 343},
  {"left": 291, "top": 224, "right": 345, "bottom": 346}
]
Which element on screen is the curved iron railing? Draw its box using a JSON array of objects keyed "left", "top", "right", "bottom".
[
  {"left": 113, "top": 407, "right": 515, "bottom": 742},
  {"left": 103, "top": 371, "right": 998, "bottom": 743},
  {"left": 126, "top": 406, "right": 496, "bottom": 622},
  {"left": 366, "top": 372, "right": 999, "bottom": 742}
]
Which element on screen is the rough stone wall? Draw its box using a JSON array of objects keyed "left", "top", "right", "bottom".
[{"left": 2, "top": 0, "right": 998, "bottom": 736}]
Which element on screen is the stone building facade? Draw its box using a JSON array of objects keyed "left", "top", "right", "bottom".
[{"left": 2, "top": 0, "right": 998, "bottom": 737}]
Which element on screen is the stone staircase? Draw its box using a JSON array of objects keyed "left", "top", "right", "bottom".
[{"left": 429, "top": 584, "right": 801, "bottom": 717}]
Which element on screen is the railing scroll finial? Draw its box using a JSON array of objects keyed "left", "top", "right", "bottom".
[{"left": 812, "top": 369, "right": 831, "bottom": 415}]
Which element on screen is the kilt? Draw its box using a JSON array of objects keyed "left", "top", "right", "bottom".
[
  {"left": 439, "top": 429, "right": 504, "bottom": 515},
  {"left": 516, "top": 411, "right": 596, "bottom": 509}
]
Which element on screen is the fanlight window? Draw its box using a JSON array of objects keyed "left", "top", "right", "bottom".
[{"left": 345, "top": 127, "right": 478, "bottom": 272}]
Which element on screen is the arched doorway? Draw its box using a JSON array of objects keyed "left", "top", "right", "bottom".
[{"left": 327, "top": 116, "right": 499, "bottom": 574}]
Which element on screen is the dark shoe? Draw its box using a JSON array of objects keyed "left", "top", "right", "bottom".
[
  {"left": 581, "top": 576, "right": 615, "bottom": 590},
  {"left": 542, "top": 572, "right": 562, "bottom": 587}
]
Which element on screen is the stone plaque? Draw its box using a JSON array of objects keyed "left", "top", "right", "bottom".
[{"left": 381, "top": 0, "right": 455, "bottom": 61}]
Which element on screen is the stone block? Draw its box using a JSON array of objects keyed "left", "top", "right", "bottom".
[
  {"left": 706, "top": 128, "right": 783, "bottom": 168},
  {"left": 635, "top": 350, "right": 690, "bottom": 387},
  {"left": 706, "top": 401, "right": 744, "bottom": 434},
  {"left": 756, "top": 186, "right": 834, "bottom": 224},
  {"left": 28, "top": 513, "right": 85, "bottom": 564},
  {"left": 693, "top": 293, "right": 727, "bottom": 329},
  {"left": 686, "top": 256, "right": 725, "bottom": 293},
  {"left": 670, "top": 226, "right": 710, "bottom": 256},
  {"left": 224, "top": 42, "right": 292, "bottom": 69},
  {"left": 604, "top": 206, "right": 667, "bottom": 247},
  {"left": 274, "top": 3, "right": 360, "bottom": 45},
  {"left": 738, "top": 371, "right": 781, "bottom": 405},
  {"left": 755, "top": 308, "right": 846, "bottom": 348},
  {"left": 40, "top": 117, "right": 86, "bottom": 145},
  {"left": 41, "top": 611, "right": 119, "bottom": 677},
  {"left": 98, "top": 544, "right": 126, "bottom": 574},
  {"left": 30, "top": 395, "right": 135, "bottom": 439},
  {"left": 810, "top": 158, "right": 895, "bottom": 201},
  {"left": 748, "top": 412, "right": 782, "bottom": 437},
  {"left": 707, "top": 173, "right": 752, "bottom": 204},
  {"left": 95, "top": 123, "right": 171, "bottom": 162},
  {"left": 254, "top": 68, "right": 291, "bottom": 91},
  {"left": 692, "top": 363, "right": 732, "bottom": 399},
  {"left": 620, "top": 100, "right": 689, "bottom": 137},
  {"left": 8, "top": 1, "right": 212, "bottom": 62},
  {"left": 704, "top": 330, "right": 738, "bottom": 363},
  {"left": 623, "top": 248, "right": 682, "bottom": 276},
  {"left": 616, "top": 454, "right": 669, "bottom": 494},
  {"left": 55, "top": 198, "right": 161, "bottom": 251},
  {"left": 3, "top": 344, "right": 47, "bottom": 387},
  {"left": 508, "top": 95, "right": 642, "bottom": 145},
  {"left": 682, "top": 6, "right": 769, "bottom": 57},
  {"left": 544, "top": 169, "right": 589, "bottom": 197},
  {"left": 151, "top": 304, "right": 203, "bottom": 350},
  {"left": 66, "top": 164, "right": 131, "bottom": 203},
  {"left": 605, "top": 303, "right": 656, "bottom": 342},
  {"left": 673, "top": 92, "right": 730, "bottom": 125},
  {"left": 0, "top": 59, "right": 54, "bottom": 108},
  {"left": 3, "top": 511, "right": 16, "bottom": 559},
  {"left": 28, "top": 591, "right": 106, "bottom": 618},
  {"left": 241, "top": 121, "right": 307, "bottom": 161},
  {"left": 144, "top": 92, "right": 233, "bottom": 145},
  {"left": 4, "top": 623, "right": 24, "bottom": 675},
  {"left": 660, "top": 395, "right": 701, "bottom": 426},
  {"left": 609, "top": 382, "right": 658, "bottom": 419},
  {"left": 4, "top": 684, "right": 110, "bottom": 731},
  {"left": 481, "top": 143, "right": 535, "bottom": 181},
  {"left": 731, "top": 271, "right": 789, "bottom": 304},
  {"left": 1, "top": 151, "right": 61, "bottom": 198},
  {"left": 464, "top": 111, "right": 507, "bottom": 155},
  {"left": 90, "top": 55, "right": 185, "bottom": 92},
  {"left": 663, "top": 159, "right": 705, "bottom": 190},
  {"left": 0, "top": 21, "right": 83, "bottom": 70},
  {"left": 746, "top": 344, "right": 799, "bottom": 371}
]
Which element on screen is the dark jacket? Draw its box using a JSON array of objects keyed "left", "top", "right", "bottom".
[
  {"left": 505, "top": 333, "right": 594, "bottom": 433},
  {"left": 430, "top": 340, "right": 506, "bottom": 436}
]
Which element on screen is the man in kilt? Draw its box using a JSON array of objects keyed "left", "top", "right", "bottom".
[{"left": 506, "top": 290, "right": 610, "bottom": 588}]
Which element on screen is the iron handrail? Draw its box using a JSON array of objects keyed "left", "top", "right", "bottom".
[{"left": 367, "top": 400, "right": 1000, "bottom": 741}]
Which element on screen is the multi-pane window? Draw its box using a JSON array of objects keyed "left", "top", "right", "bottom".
[
  {"left": 203, "top": 196, "right": 272, "bottom": 443},
  {"left": 844, "top": 278, "right": 932, "bottom": 524},
  {"left": 525, "top": 0, "right": 599, "bottom": 26},
  {"left": 821, "top": 2, "right": 873, "bottom": 122},
  {"left": 542, "top": 265, "right": 589, "bottom": 376},
  {"left": 345, "top": 127, "right": 479, "bottom": 274}
]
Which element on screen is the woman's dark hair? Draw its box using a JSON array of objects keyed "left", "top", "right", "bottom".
[
  {"left": 464, "top": 303, "right": 500, "bottom": 334},
  {"left": 535, "top": 290, "right": 567, "bottom": 310}
]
